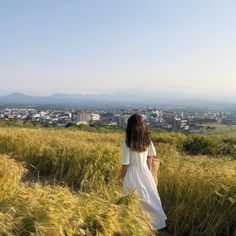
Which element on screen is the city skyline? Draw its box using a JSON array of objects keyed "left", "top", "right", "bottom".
[{"left": 1, "top": 1, "right": 236, "bottom": 101}]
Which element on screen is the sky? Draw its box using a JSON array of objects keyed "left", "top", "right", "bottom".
[{"left": 0, "top": 0, "right": 236, "bottom": 101}]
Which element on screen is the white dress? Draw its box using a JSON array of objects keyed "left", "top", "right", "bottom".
[{"left": 121, "top": 139, "right": 167, "bottom": 230}]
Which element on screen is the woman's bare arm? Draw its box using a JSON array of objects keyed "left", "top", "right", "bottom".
[
  {"left": 147, "top": 156, "right": 154, "bottom": 170},
  {"left": 119, "top": 165, "right": 129, "bottom": 183}
]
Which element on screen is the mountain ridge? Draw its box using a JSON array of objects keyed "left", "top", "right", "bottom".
[{"left": 0, "top": 92, "right": 236, "bottom": 110}]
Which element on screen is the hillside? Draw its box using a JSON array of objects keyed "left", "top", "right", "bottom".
[{"left": 0, "top": 127, "right": 235, "bottom": 236}]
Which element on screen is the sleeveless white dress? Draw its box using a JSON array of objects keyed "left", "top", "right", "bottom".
[{"left": 121, "top": 139, "right": 167, "bottom": 230}]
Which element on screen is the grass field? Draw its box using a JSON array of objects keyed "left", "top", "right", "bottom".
[
  {"left": 202, "top": 123, "right": 236, "bottom": 135},
  {"left": 0, "top": 127, "right": 235, "bottom": 236}
]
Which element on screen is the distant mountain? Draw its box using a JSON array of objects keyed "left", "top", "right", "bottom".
[
  {"left": 4, "top": 92, "right": 29, "bottom": 100},
  {"left": 0, "top": 92, "right": 157, "bottom": 109},
  {"left": 4, "top": 92, "right": 27, "bottom": 98},
  {"left": 0, "top": 92, "right": 235, "bottom": 111}
]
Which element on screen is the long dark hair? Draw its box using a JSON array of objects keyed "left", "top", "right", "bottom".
[{"left": 125, "top": 114, "right": 151, "bottom": 152}]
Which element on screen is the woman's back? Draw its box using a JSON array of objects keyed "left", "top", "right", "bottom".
[{"left": 121, "top": 139, "right": 157, "bottom": 167}]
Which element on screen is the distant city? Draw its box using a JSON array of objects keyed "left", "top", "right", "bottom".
[{"left": 1, "top": 106, "right": 236, "bottom": 133}]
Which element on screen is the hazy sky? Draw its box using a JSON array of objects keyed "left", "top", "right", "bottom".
[{"left": 0, "top": 0, "right": 236, "bottom": 101}]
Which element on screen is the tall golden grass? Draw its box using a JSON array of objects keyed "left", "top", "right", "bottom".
[
  {"left": 0, "top": 127, "right": 235, "bottom": 235},
  {"left": 0, "top": 155, "right": 153, "bottom": 236}
]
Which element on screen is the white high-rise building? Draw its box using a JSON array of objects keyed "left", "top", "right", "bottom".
[
  {"left": 146, "top": 108, "right": 162, "bottom": 123},
  {"left": 90, "top": 113, "right": 100, "bottom": 121}
]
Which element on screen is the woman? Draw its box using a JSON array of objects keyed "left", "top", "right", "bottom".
[{"left": 119, "top": 114, "right": 167, "bottom": 231}]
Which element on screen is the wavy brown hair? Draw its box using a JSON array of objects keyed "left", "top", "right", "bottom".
[{"left": 125, "top": 114, "right": 151, "bottom": 152}]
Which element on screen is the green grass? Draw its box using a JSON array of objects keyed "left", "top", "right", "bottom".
[{"left": 202, "top": 123, "right": 236, "bottom": 135}]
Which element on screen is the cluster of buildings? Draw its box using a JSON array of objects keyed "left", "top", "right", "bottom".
[
  {"left": 220, "top": 112, "right": 236, "bottom": 125},
  {"left": 1, "top": 107, "right": 236, "bottom": 133},
  {"left": 0, "top": 108, "right": 100, "bottom": 127},
  {"left": 98, "top": 108, "right": 165, "bottom": 128}
]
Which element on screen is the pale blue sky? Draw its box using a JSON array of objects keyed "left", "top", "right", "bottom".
[{"left": 0, "top": 0, "right": 236, "bottom": 101}]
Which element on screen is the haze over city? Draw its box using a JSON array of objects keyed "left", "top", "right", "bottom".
[{"left": 0, "top": 0, "right": 236, "bottom": 102}]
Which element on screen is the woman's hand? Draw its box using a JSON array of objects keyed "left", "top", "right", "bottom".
[{"left": 119, "top": 177, "right": 124, "bottom": 186}]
